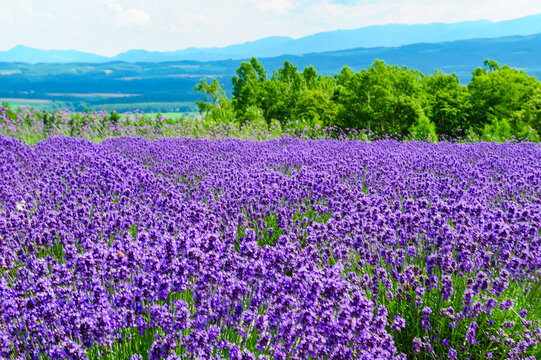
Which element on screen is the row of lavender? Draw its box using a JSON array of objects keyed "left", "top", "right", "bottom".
[
  {"left": 1, "top": 135, "right": 540, "bottom": 359},
  {"left": 0, "top": 107, "right": 364, "bottom": 144},
  {"left": 1, "top": 106, "right": 505, "bottom": 144}
]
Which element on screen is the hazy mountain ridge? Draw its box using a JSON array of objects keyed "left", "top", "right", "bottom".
[
  {"left": 260, "top": 33, "right": 541, "bottom": 81},
  {"left": 1, "top": 13, "right": 541, "bottom": 63},
  {"left": 0, "top": 45, "right": 109, "bottom": 63}
]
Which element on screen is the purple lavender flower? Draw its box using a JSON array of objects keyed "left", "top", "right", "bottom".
[
  {"left": 412, "top": 337, "right": 423, "bottom": 355},
  {"left": 442, "top": 338, "right": 450, "bottom": 347},
  {"left": 466, "top": 321, "right": 478, "bottom": 345},
  {"left": 500, "top": 298, "right": 514, "bottom": 311},
  {"left": 421, "top": 306, "right": 432, "bottom": 331},
  {"left": 391, "top": 315, "right": 406, "bottom": 331}
]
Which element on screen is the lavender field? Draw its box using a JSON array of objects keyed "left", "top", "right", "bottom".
[{"left": 1, "top": 135, "right": 540, "bottom": 360}]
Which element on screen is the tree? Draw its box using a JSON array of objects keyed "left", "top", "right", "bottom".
[
  {"left": 294, "top": 90, "right": 337, "bottom": 127},
  {"left": 302, "top": 65, "right": 318, "bottom": 88},
  {"left": 468, "top": 59, "right": 541, "bottom": 136},
  {"left": 484, "top": 59, "right": 500, "bottom": 72},
  {"left": 194, "top": 78, "right": 234, "bottom": 122},
  {"left": 423, "top": 71, "right": 470, "bottom": 136},
  {"left": 334, "top": 60, "right": 424, "bottom": 136},
  {"left": 409, "top": 115, "right": 438, "bottom": 142},
  {"left": 232, "top": 57, "right": 267, "bottom": 120},
  {"left": 521, "top": 87, "right": 541, "bottom": 134}
]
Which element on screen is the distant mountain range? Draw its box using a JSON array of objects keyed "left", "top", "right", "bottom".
[
  {"left": 1, "top": 13, "right": 541, "bottom": 63},
  {"left": 0, "top": 45, "right": 108, "bottom": 64},
  {"left": 258, "top": 33, "right": 541, "bottom": 81}
]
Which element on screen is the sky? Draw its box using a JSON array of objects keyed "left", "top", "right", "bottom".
[{"left": 0, "top": 0, "right": 540, "bottom": 56}]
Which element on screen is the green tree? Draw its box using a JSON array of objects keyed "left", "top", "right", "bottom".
[
  {"left": 232, "top": 57, "right": 267, "bottom": 120},
  {"left": 302, "top": 65, "right": 318, "bottom": 88},
  {"left": 260, "top": 79, "right": 289, "bottom": 125},
  {"left": 257, "top": 61, "right": 307, "bottom": 126},
  {"left": 468, "top": 59, "right": 541, "bottom": 135},
  {"left": 482, "top": 118, "right": 512, "bottom": 142},
  {"left": 409, "top": 115, "right": 438, "bottom": 142},
  {"left": 521, "top": 87, "right": 541, "bottom": 134},
  {"left": 423, "top": 71, "right": 470, "bottom": 136},
  {"left": 484, "top": 59, "right": 500, "bottom": 72},
  {"left": 334, "top": 60, "right": 424, "bottom": 136},
  {"left": 230, "top": 60, "right": 339, "bottom": 129},
  {"left": 294, "top": 90, "right": 337, "bottom": 127},
  {"left": 194, "top": 78, "right": 234, "bottom": 122}
]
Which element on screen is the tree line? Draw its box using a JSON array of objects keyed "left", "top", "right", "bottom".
[{"left": 195, "top": 58, "right": 541, "bottom": 141}]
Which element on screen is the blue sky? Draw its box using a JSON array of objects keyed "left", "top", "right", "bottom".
[{"left": 0, "top": 0, "right": 539, "bottom": 56}]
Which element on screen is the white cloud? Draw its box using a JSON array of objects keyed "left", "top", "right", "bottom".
[
  {"left": 120, "top": 8, "right": 152, "bottom": 27},
  {"left": 104, "top": 0, "right": 152, "bottom": 27},
  {"left": 0, "top": 2, "right": 14, "bottom": 24},
  {"left": 105, "top": 0, "right": 123, "bottom": 13},
  {"left": 249, "top": 0, "right": 298, "bottom": 14}
]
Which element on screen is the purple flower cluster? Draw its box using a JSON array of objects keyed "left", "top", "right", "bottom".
[{"left": 0, "top": 135, "right": 540, "bottom": 359}]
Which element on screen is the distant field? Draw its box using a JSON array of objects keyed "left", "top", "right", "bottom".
[
  {"left": 0, "top": 97, "right": 52, "bottom": 104},
  {"left": 167, "top": 74, "right": 226, "bottom": 78},
  {"left": 171, "top": 64, "right": 200, "bottom": 69},
  {"left": 46, "top": 93, "right": 141, "bottom": 98},
  {"left": 87, "top": 101, "right": 197, "bottom": 114},
  {"left": 149, "top": 112, "right": 200, "bottom": 119},
  {"left": 119, "top": 77, "right": 143, "bottom": 81},
  {"left": 0, "top": 70, "right": 21, "bottom": 75},
  {"left": 0, "top": 99, "right": 197, "bottom": 114},
  {"left": 153, "top": 112, "right": 184, "bottom": 118}
]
